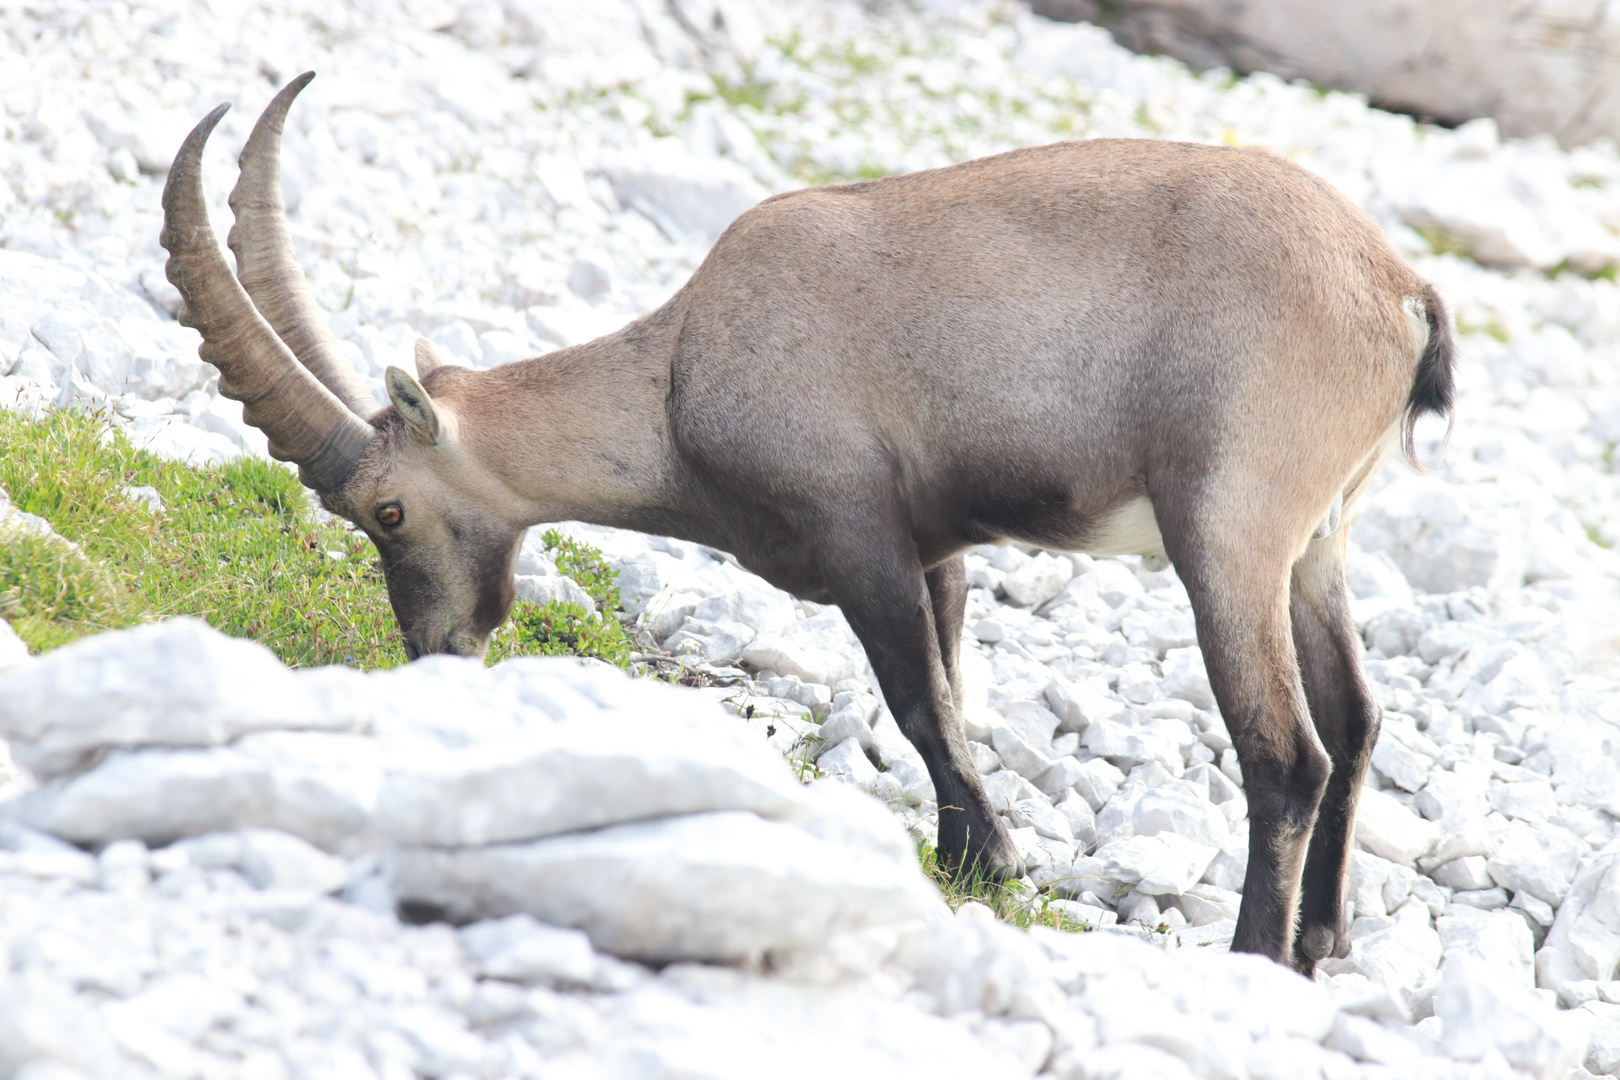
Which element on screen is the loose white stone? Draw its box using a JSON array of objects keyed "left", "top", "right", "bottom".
[
  {"left": 1132, "top": 781, "right": 1229, "bottom": 850},
  {"left": 990, "top": 723, "right": 1052, "bottom": 782},
  {"left": 1488, "top": 820, "right": 1587, "bottom": 907},
  {"left": 1437, "top": 954, "right": 1593, "bottom": 1077},
  {"left": 818, "top": 736, "right": 879, "bottom": 788},
  {"left": 513, "top": 573, "right": 594, "bottom": 609},
  {"left": 1431, "top": 856, "right": 1494, "bottom": 892},
  {"left": 1159, "top": 646, "right": 1215, "bottom": 710},
  {"left": 663, "top": 617, "right": 757, "bottom": 663},
  {"left": 1437, "top": 906, "right": 1536, "bottom": 989},
  {"left": 1355, "top": 788, "right": 1441, "bottom": 866},
  {"left": 1043, "top": 675, "right": 1122, "bottom": 733},
  {"left": 1536, "top": 848, "right": 1620, "bottom": 994},
  {"left": 1094, "top": 833, "right": 1219, "bottom": 896},
  {"left": 1070, "top": 758, "right": 1127, "bottom": 813},
  {"left": 459, "top": 914, "right": 599, "bottom": 987},
  {"left": 742, "top": 613, "right": 862, "bottom": 686},
  {"left": 1002, "top": 552, "right": 1074, "bottom": 608},
  {"left": 1008, "top": 798, "right": 1074, "bottom": 844}
]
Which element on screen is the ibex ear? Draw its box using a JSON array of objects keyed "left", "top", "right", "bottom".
[
  {"left": 385, "top": 365, "right": 441, "bottom": 444},
  {"left": 414, "top": 337, "right": 450, "bottom": 378}
]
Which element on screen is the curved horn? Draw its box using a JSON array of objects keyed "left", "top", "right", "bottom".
[
  {"left": 227, "top": 72, "right": 381, "bottom": 418},
  {"left": 161, "top": 103, "right": 376, "bottom": 492}
]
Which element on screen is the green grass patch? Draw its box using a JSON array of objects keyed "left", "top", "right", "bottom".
[
  {"left": 0, "top": 408, "right": 641, "bottom": 671},
  {"left": 0, "top": 406, "right": 405, "bottom": 667}
]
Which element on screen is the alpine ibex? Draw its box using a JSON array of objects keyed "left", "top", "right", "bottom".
[{"left": 162, "top": 74, "right": 1454, "bottom": 974}]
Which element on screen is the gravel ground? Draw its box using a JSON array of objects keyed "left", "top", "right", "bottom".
[{"left": 5, "top": 0, "right": 1620, "bottom": 1076}]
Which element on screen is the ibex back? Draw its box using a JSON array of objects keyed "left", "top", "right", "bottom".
[{"left": 162, "top": 74, "right": 1454, "bottom": 974}]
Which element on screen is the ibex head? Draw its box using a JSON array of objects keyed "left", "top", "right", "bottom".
[{"left": 161, "top": 74, "right": 522, "bottom": 659}]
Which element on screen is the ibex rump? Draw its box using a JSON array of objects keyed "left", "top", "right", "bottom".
[{"left": 162, "top": 74, "right": 1454, "bottom": 974}]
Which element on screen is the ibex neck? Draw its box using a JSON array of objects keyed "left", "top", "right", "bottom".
[{"left": 456, "top": 307, "right": 689, "bottom": 531}]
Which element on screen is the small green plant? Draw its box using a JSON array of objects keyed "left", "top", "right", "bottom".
[
  {"left": 495, "top": 599, "right": 635, "bottom": 668},
  {"left": 1454, "top": 312, "right": 1510, "bottom": 343},
  {"left": 539, "top": 528, "right": 621, "bottom": 613},
  {"left": 1416, "top": 224, "right": 1472, "bottom": 260},
  {"left": 916, "top": 839, "right": 1096, "bottom": 933}
]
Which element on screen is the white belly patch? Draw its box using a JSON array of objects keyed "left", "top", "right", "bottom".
[{"left": 1083, "top": 494, "right": 1167, "bottom": 559}]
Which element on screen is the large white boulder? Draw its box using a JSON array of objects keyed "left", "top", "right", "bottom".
[
  {"left": 389, "top": 804, "right": 941, "bottom": 964},
  {"left": 1037, "top": 0, "right": 1620, "bottom": 152},
  {"left": 0, "top": 618, "right": 371, "bottom": 779}
]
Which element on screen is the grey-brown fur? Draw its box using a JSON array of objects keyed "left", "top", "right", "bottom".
[{"left": 162, "top": 75, "right": 1455, "bottom": 974}]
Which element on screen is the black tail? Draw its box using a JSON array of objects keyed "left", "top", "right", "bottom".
[{"left": 1402, "top": 282, "right": 1455, "bottom": 470}]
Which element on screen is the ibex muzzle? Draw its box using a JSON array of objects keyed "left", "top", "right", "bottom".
[{"left": 162, "top": 74, "right": 1455, "bottom": 975}]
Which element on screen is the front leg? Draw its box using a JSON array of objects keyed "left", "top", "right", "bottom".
[{"left": 811, "top": 520, "right": 1021, "bottom": 881}]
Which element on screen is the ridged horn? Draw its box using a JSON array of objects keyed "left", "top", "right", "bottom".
[
  {"left": 227, "top": 72, "right": 380, "bottom": 418},
  {"left": 161, "top": 102, "right": 377, "bottom": 492}
]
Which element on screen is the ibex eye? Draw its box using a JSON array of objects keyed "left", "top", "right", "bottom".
[{"left": 376, "top": 503, "right": 404, "bottom": 528}]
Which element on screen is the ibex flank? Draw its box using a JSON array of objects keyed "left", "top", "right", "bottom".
[{"left": 161, "top": 73, "right": 1454, "bottom": 975}]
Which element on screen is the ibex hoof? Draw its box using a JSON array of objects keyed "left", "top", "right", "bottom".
[{"left": 1298, "top": 925, "right": 1336, "bottom": 961}]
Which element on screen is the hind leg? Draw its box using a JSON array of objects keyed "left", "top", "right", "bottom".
[
  {"left": 1157, "top": 489, "right": 1332, "bottom": 966},
  {"left": 1289, "top": 529, "right": 1381, "bottom": 973},
  {"left": 927, "top": 555, "right": 969, "bottom": 709}
]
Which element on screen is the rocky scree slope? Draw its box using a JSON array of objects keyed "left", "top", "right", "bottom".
[{"left": 5, "top": 0, "right": 1620, "bottom": 1076}]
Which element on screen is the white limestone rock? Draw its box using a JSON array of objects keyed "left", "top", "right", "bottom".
[
  {"left": 1120, "top": 607, "right": 1197, "bottom": 655},
  {"left": 1324, "top": 899, "right": 1442, "bottom": 1004},
  {"left": 1008, "top": 798, "right": 1074, "bottom": 844},
  {"left": 990, "top": 723, "right": 1052, "bottom": 782},
  {"left": 3, "top": 735, "right": 380, "bottom": 852},
  {"left": 600, "top": 140, "right": 768, "bottom": 244},
  {"left": 1093, "top": 833, "right": 1219, "bottom": 896},
  {"left": 390, "top": 809, "right": 941, "bottom": 964},
  {"left": 1580, "top": 1000, "right": 1620, "bottom": 1076},
  {"left": 1001, "top": 551, "right": 1075, "bottom": 608},
  {"left": 742, "top": 610, "right": 863, "bottom": 686},
  {"left": 458, "top": 914, "right": 600, "bottom": 987},
  {"left": 981, "top": 768, "right": 1047, "bottom": 813},
  {"left": 0, "top": 618, "right": 30, "bottom": 675},
  {"left": 1488, "top": 820, "right": 1588, "bottom": 907},
  {"left": 818, "top": 736, "right": 878, "bottom": 788},
  {"left": 1354, "top": 477, "right": 1532, "bottom": 595},
  {"left": 513, "top": 573, "right": 594, "bottom": 609},
  {"left": 1437, "top": 906, "right": 1536, "bottom": 989},
  {"left": 1043, "top": 675, "right": 1123, "bottom": 733},
  {"left": 1437, "top": 954, "right": 1593, "bottom": 1078},
  {"left": 1159, "top": 646, "right": 1215, "bottom": 710},
  {"left": 370, "top": 706, "right": 811, "bottom": 847},
  {"left": 1131, "top": 780, "right": 1229, "bottom": 850},
  {"left": 662, "top": 617, "right": 757, "bottom": 663},
  {"left": 1355, "top": 787, "right": 1440, "bottom": 866},
  {"left": 1082, "top": 713, "right": 1190, "bottom": 775},
  {"left": 171, "top": 828, "right": 349, "bottom": 893},
  {"left": 1070, "top": 757, "right": 1127, "bottom": 812},
  {"left": 1536, "top": 847, "right": 1620, "bottom": 994},
  {"left": 0, "top": 618, "right": 371, "bottom": 780}
]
